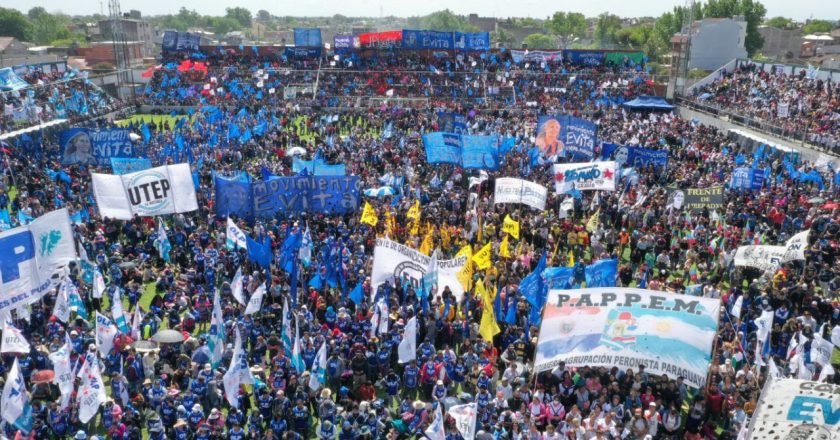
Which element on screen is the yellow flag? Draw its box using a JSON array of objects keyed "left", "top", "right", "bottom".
[
  {"left": 567, "top": 249, "right": 575, "bottom": 267},
  {"left": 455, "top": 245, "right": 473, "bottom": 290},
  {"left": 440, "top": 226, "right": 451, "bottom": 250},
  {"left": 361, "top": 202, "right": 378, "bottom": 226},
  {"left": 499, "top": 235, "right": 511, "bottom": 259},
  {"left": 406, "top": 200, "right": 420, "bottom": 221},
  {"left": 478, "top": 278, "right": 500, "bottom": 343},
  {"left": 502, "top": 215, "right": 520, "bottom": 239},
  {"left": 586, "top": 208, "right": 600, "bottom": 233},
  {"left": 419, "top": 228, "right": 434, "bottom": 255},
  {"left": 472, "top": 242, "right": 492, "bottom": 270},
  {"left": 476, "top": 213, "right": 483, "bottom": 243},
  {"left": 383, "top": 210, "right": 393, "bottom": 236}
]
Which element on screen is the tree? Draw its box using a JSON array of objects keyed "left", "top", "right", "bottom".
[
  {"left": 0, "top": 7, "right": 33, "bottom": 41},
  {"left": 765, "top": 16, "right": 792, "bottom": 29},
  {"left": 491, "top": 28, "right": 515, "bottom": 48},
  {"left": 803, "top": 20, "right": 834, "bottom": 34},
  {"left": 256, "top": 10, "right": 271, "bottom": 22},
  {"left": 703, "top": 0, "right": 766, "bottom": 56},
  {"left": 523, "top": 33, "right": 555, "bottom": 49},
  {"left": 27, "top": 7, "right": 71, "bottom": 45},
  {"left": 421, "top": 9, "right": 479, "bottom": 32},
  {"left": 209, "top": 16, "right": 242, "bottom": 36},
  {"left": 594, "top": 13, "right": 622, "bottom": 47},
  {"left": 615, "top": 25, "right": 655, "bottom": 50},
  {"left": 546, "top": 12, "right": 587, "bottom": 48},
  {"left": 225, "top": 7, "right": 252, "bottom": 28}
]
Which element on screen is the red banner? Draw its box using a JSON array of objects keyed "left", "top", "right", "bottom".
[{"left": 359, "top": 30, "right": 403, "bottom": 47}]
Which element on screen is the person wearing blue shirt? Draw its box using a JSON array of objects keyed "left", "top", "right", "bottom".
[
  {"left": 291, "top": 399, "right": 311, "bottom": 437},
  {"left": 317, "top": 420, "right": 336, "bottom": 439},
  {"left": 403, "top": 359, "right": 419, "bottom": 399},
  {"left": 270, "top": 415, "right": 288, "bottom": 436},
  {"left": 228, "top": 422, "right": 246, "bottom": 440}
]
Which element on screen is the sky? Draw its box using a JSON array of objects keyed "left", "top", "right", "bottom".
[{"left": 8, "top": 0, "right": 839, "bottom": 21}]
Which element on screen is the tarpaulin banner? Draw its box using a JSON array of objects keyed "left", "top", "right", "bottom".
[
  {"left": 372, "top": 238, "right": 468, "bottom": 301},
  {"left": 292, "top": 158, "right": 346, "bottom": 176},
  {"left": 536, "top": 115, "right": 597, "bottom": 159},
  {"left": 163, "top": 32, "right": 199, "bottom": 51},
  {"left": 730, "top": 167, "right": 765, "bottom": 191},
  {"left": 453, "top": 32, "right": 490, "bottom": 51},
  {"left": 359, "top": 30, "right": 402, "bottom": 48},
  {"left": 215, "top": 174, "right": 253, "bottom": 218},
  {"left": 510, "top": 50, "right": 562, "bottom": 63},
  {"left": 294, "top": 28, "right": 322, "bottom": 47},
  {"left": 601, "top": 144, "right": 668, "bottom": 168},
  {"left": 110, "top": 158, "right": 152, "bottom": 175},
  {"left": 535, "top": 288, "right": 720, "bottom": 388},
  {"left": 252, "top": 175, "right": 361, "bottom": 218},
  {"left": 564, "top": 50, "right": 606, "bottom": 66},
  {"left": 0, "top": 209, "right": 76, "bottom": 312},
  {"left": 402, "top": 30, "right": 453, "bottom": 50},
  {"left": 494, "top": 178, "right": 547, "bottom": 211},
  {"left": 605, "top": 51, "right": 645, "bottom": 65},
  {"left": 552, "top": 161, "right": 617, "bottom": 193},
  {"left": 60, "top": 128, "right": 135, "bottom": 167},
  {"left": 161, "top": 31, "right": 177, "bottom": 51},
  {"left": 334, "top": 35, "right": 353, "bottom": 53},
  {"left": 284, "top": 47, "right": 322, "bottom": 58},
  {"left": 0, "top": 68, "right": 30, "bottom": 91},
  {"left": 423, "top": 132, "right": 499, "bottom": 170},
  {"left": 666, "top": 186, "right": 724, "bottom": 210},
  {"left": 734, "top": 230, "right": 809, "bottom": 271},
  {"left": 437, "top": 112, "right": 467, "bottom": 134},
  {"left": 92, "top": 164, "right": 199, "bottom": 220},
  {"left": 749, "top": 379, "right": 840, "bottom": 439}
]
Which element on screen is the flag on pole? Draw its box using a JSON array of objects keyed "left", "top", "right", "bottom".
[
  {"left": 424, "top": 404, "right": 446, "bottom": 440},
  {"left": 93, "top": 266, "right": 106, "bottom": 299},
  {"left": 448, "top": 403, "right": 478, "bottom": 440},
  {"left": 499, "top": 235, "right": 511, "bottom": 259},
  {"left": 226, "top": 217, "right": 248, "bottom": 250},
  {"left": 1, "top": 358, "right": 33, "bottom": 433},
  {"left": 308, "top": 342, "right": 327, "bottom": 391},
  {"left": 299, "top": 225, "right": 313, "bottom": 267},
  {"left": 130, "top": 306, "right": 143, "bottom": 341},
  {"left": 230, "top": 267, "right": 246, "bottom": 305},
  {"left": 53, "top": 280, "right": 71, "bottom": 323},
  {"left": 208, "top": 290, "right": 226, "bottom": 367},
  {"left": 154, "top": 218, "right": 172, "bottom": 262},
  {"left": 406, "top": 199, "right": 420, "bottom": 220},
  {"left": 1, "top": 320, "right": 30, "bottom": 354},
  {"left": 282, "top": 297, "right": 293, "bottom": 358},
  {"left": 78, "top": 357, "right": 106, "bottom": 423},
  {"left": 398, "top": 316, "right": 417, "bottom": 363},
  {"left": 360, "top": 201, "right": 378, "bottom": 226},
  {"left": 471, "top": 242, "right": 492, "bottom": 270},
  {"left": 111, "top": 288, "right": 130, "bottom": 333},
  {"left": 244, "top": 282, "right": 266, "bottom": 315},
  {"left": 223, "top": 328, "right": 246, "bottom": 408},
  {"left": 292, "top": 318, "right": 305, "bottom": 373},
  {"left": 95, "top": 312, "right": 118, "bottom": 357},
  {"left": 478, "top": 279, "right": 500, "bottom": 343},
  {"left": 502, "top": 215, "right": 520, "bottom": 239},
  {"left": 48, "top": 334, "right": 74, "bottom": 410}
]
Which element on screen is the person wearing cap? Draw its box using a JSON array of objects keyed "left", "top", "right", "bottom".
[
  {"left": 187, "top": 402, "right": 204, "bottom": 428},
  {"left": 318, "top": 388, "right": 337, "bottom": 424},
  {"left": 317, "top": 419, "right": 336, "bottom": 439},
  {"left": 74, "top": 430, "right": 87, "bottom": 440}
]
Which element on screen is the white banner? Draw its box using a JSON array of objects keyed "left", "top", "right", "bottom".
[
  {"left": 749, "top": 379, "right": 840, "bottom": 439},
  {"left": 535, "top": 288, "right": 720, "bottom": 388},
  {"left": 78, "top": 358, "right": 106, "bottom": 423},
  {"left": 734, "top": 245, "right": 786, "bottom": 272},
  {"left": 777, "top": 102, "right": 789, "bottom": 118},
  {"left": 494, "top": 177, "right": 547, "bottom": 211},
  {"left": 0, "top": 209, "right": 76, "bottom": 313},
  {"left": 48, "top": 335, "right": 74, "bottom": 409},
  {"left": 244, "top": 282, "right": 265, "bottom": 315},
  {"left": 782, "top": 230, "right": 809, "bottom": 262},
  {"left": 1, "top": 320, "right": 31, "bottom": 354},
  {"left": 92, "top": 163, "right": 198, "bottom": 220},
  {"left": 95, "top": 313, "right": 118, "bottom": 358},
  {"left": 398, "top": 316, "right": 417, "bottom": 364},
  {"left": 448, "top": 403, "right": 478, "bottom": 440},
  {"left": 552, "top": 161, "right": 617, "bottom": 193},
  {"left": 372, "top": 238, "right": 468, "bottom": 301}
]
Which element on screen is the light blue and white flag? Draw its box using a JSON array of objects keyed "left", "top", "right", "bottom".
[{"left": 1, "top": 358, "right": 33, "bottom": 433}]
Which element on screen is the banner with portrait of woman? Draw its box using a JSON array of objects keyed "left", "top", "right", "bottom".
[
  {"left": 536, "top": 115, "right": 597, "bottom": 160},
  {"left": 60, "top": 128, "right": 135, "bottom": 167}
]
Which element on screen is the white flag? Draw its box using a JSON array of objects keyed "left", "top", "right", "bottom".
[
  {"left": 782, "top": 230, "right": 809, "bottom": 262},
  {"left": 754, "top": 310, "right": 774, "bottom": 366},
  {"left": 48, "top": 333, "right": 74, "bottom": 409},
  {"left": 1, "top": 320, "right": 31, "bottom": 354},
  {"left": 309, "top": 341, "right": 327, "bottom": 392},
  {"left": 819, "top": 363, "right": 836, "bottom": 382},
  {"left": 244, "top": 282, "right": 266, "bottom": 315},
  {"left": 93, "top": 267, "right": 106, "bottom": 299},
  {"left": 424, "top": 404, "right": 446, "bottom": 440},
  {"left": 730, "top": 295, "right": 743, "bottom": 320},
  {"left": 95, "top": 312, "right": 118, "bottom": 357},
  {"left": 230, "top": 267, "right": 246, "bottom": 306},
  {"left": 281, "top": 297, "right": 293, "bottom": 358},
  {"left": 398, "top": 316, "right": 417, "bottom": 364},
  {"left": 112, "top": 288, "right": 130, "bottom": 333},
  {"left": 226, "top": 218, "right": 248, "bottom": 251},
  {"left": 53, "top": 280, "right": 72, "bottom": 323},
  {"left": 208, "top": 290, "right": 226, "bottom": 367},
  {"left": 223, "top": 329, "right": 245, "bottom": 408},
  {"left": 448, "top": 403, "right": 478, "bottom": 440},
  {"left": 130, "top": 307, "right": 143, "bottom": 341},
  {"left": 377, "top": 299, "right": 389, "bottom": 336},
  {"left": 1, "top": 358, "right": 32, "bottom": 432},
  {"left": 767, "top": 356, "right": 782, "bottom": 379},
  {"left": 292, "top": 318, "right": 305, "bottom": 373},
  {"left": 78, "top": 357, "right": 107, "bottom": 423}
]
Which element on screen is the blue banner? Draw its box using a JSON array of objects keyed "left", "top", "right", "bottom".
[
  {"left": 422, "top": 132, "right": 499, "bottom": 170},
  {"left": 294, "top": 28, "right": 323, "bottom": 47},
  {"left": 437, "top": 112, "right": 467, "bottom": 134},
  {"left": 543, "top": 267, "right": 575, "bottom": 290},
  {"left": 584, "top": 259, "right": 618, "bottom": 287},
  {"left": 402, "top": 30, "right": 454, "bottom": 50},
  {"left": 334, "top": 35, "right": 353, "bottom": 53},
  {"left": 536, "top": 115, "right": 598, "bottom": 160},
  {"left": 110, "top": 158, "right": 152, "bottom": 175},
  {"left": 601, "top": 144, "right": 668, "bottom": 168},
  {"left": 60, "top": 128, "right": 135, "bottom": 166},
  {"left": 284, "top": 47, "right": 322, "bottom": 58},
  {"left": 0, "top": 68, "right": 30, "bottom": 91},
  {"left": 510, "top": 50, "right": 562, "bottom": 63},
  {"left": 252, "top": 176, "right": 360, "bottom": 218},
  {"left": 161, "top": 31, "right": 177, "bottom": 51},
  {"left": 292, "top": 158, "right": 346, "bottom": 176},
  {"left": 730, "top": 167, "right": 765, "bottom": 191},
  {"left": 215, "top": 173, "right": 253, "bottom": 218},
  {"left": 454, "top": 32, "right": 490, "bottom": 51},
  {"left": 564, "top": 50, "right": 606, "bottom": 66}
]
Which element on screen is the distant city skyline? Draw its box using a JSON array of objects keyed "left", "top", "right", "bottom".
[{"left": 7, "top": 0, "right": 839, "bottom": 22}]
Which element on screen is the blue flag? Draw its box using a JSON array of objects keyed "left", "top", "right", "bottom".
[{"left": 349, "top": 282, "right": 364, "bottom": 305}]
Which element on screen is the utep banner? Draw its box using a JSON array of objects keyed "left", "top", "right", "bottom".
[
  {"left": 494, "top": 178, "right": 548, "bottom": 211},
  {"left": 602, "top": 144, "right": 668, "bottom": 168},
  {"left": 749, "top": 379, "right": 840, "bottom": 439},
  {"left": 60, "top": 128, "right": 135, "bottom": 167},
  {"left": 292, "top": 158, "right": 346, "bottom": 176},
  {"left": 92, "top": 164, "right": 198, "bottom": 220},
  {"left": 372, "top": 238, "right": 468, "bottom": 301},
  {"left": 423, "top": 132, "right": 499, "bottom": 170},
  {"left": 402, "top": 30, "right": 453, "bottom": 50},
  {"left": 536, "top": 116, "right": 597, "bottom": 160},
  {"left": 666, "top": 186, "right": 724, "bottom": 211},
  {"left": 0, "top": 209, "right": 76, "bottom": 313},
  {"left": 535, "top": 288, "right": 720, "bottom": 388},
  {"left": 553, "top": 162, "right": 617, "bottom": 194},
  {"left": 730, "top": 167, "right": 765, "bottom": 191},
  {"left": 110, "top": 158, "right": 152, "bottom": 175},
  {"left": 294, "top": 28, "right": 322, "bottom": 47}
]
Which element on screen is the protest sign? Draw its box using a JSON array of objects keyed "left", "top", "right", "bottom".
[
  {"left": 92, "top": 164, "right": 198, "bottom": 220},
  {"left": 0, "top": 209, "right": 76, "bottom": 313},
  {"left": 730, "top": 167, "right": 765, "bottom": 191},
  {"left": 666, "top": 186, "right": 724, "bottom": 210},
  {"left": 60, "top": 128, "right": 134, "bottom": 167},
  {"left": 110, "top": 158, "right": 152, "bottom": 175},
  {"left": 749, "top": 379, "right": 840, "bottom": 439},
  {"left": 552, "top": 162, "right": 617, "bottom": 193},
  {"left": 601, "top": 144, "right": 668, "bottom": 168},
  {"left": 423, "top": 132, "right": 498, "bottom": 170},
  {"left": 536, "top": 115, "right": 597, "bottom": 160},
  {"left": 372, "top": 238, "right": 468, "bottom": 301},
  {"left": 535, "top": 288, "right": 720, "bottom": 388},
  {"left": 493, "top": 178, "right": 547, "bottom": 211}
]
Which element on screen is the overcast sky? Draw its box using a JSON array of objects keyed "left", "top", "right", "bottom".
[{"left": 9, "top": 0, "right": 839, "bottom": 21}]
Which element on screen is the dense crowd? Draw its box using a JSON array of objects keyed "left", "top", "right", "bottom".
[
  {"left": 0, "top": 47, "right": 838, "bottom": 440},
  {"left": 688, "top": 62, "right": 840, "bottom": 153}
]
